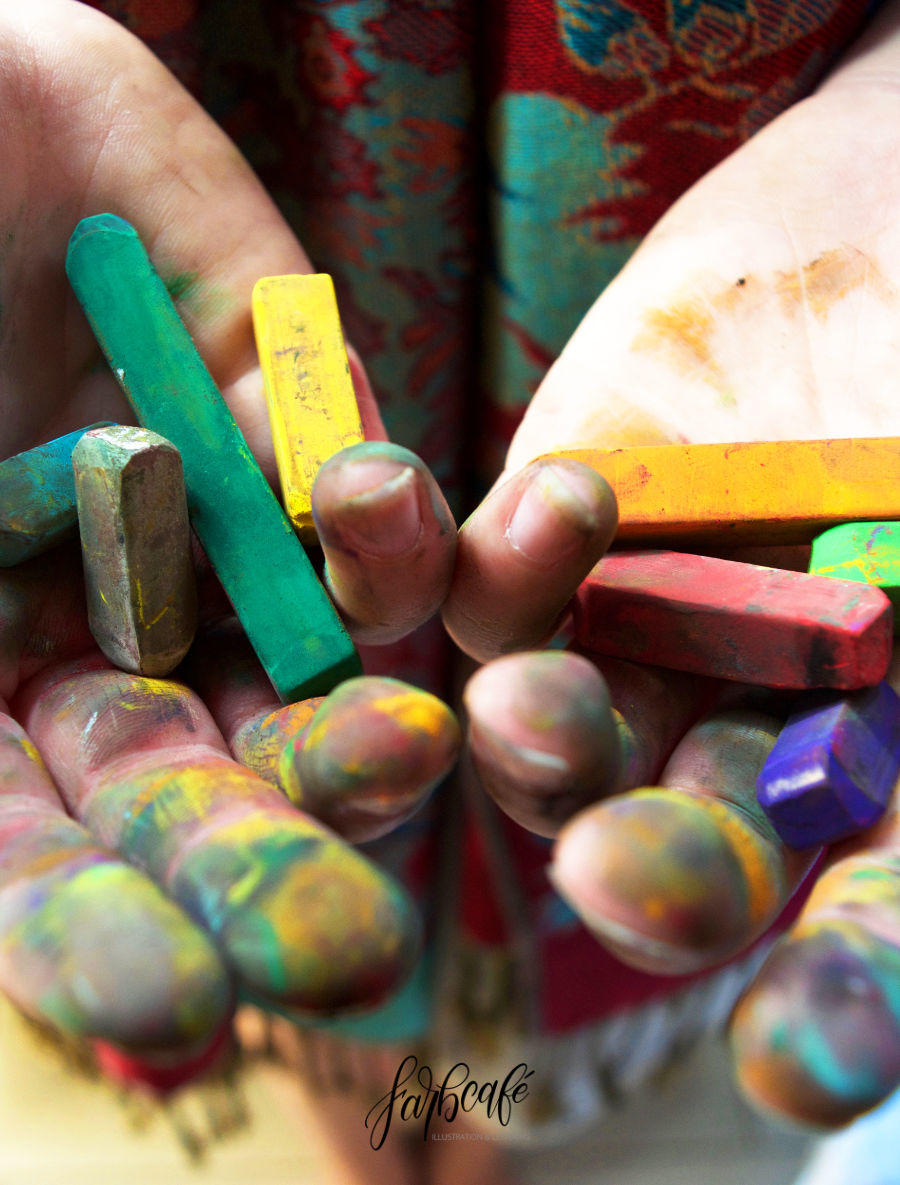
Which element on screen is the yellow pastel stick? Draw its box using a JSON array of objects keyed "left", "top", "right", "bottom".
[
  {"left": 253, "top": 274, "right": 364, "bottom": 542},
  {"left": 545, "top": 438, "right": 900, "bottom": 545}
]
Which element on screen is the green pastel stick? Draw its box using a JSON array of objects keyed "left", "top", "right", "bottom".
[
  {"left": 810, "top": 522, "right": 900, "bottom": 631},
  {"left": 0, "top": 424, "right": 114, "bottom": 566},
  {"left": 66, "top": 214, "right": 361, "bottom": 701}
]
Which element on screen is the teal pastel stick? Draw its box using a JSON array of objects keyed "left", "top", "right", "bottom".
[
  {"left": 0, "top": 424, "right": 114, "bottom": 566},
  {"left": 66, "top": 215, "right": 360, "bottom": 701}
]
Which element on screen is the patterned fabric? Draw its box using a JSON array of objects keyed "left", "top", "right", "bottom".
[{"left": 87, "top": 0, "right": 885, "bottom": 1054}]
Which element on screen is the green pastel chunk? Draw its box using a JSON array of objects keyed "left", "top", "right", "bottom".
[
  {"left": 73, "top": 425, "right": 198, "bottom": 677},
  {"left": 810, "top": 522, "right": 900, "bottom": 630},
  {"left": 0, "top": 423, "right": 114, "bottom": 566},
  {"left": 66, "top": 215, "right": 361, "bottom": 700}
]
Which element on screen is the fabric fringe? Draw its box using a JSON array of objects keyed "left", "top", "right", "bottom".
[{"left": 4, "top": 1003, "right": 249, "bottom": 1161}]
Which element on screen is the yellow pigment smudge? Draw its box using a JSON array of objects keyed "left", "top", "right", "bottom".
[{"left": 698, "top": 796, "right": 783, "bottom": 926}]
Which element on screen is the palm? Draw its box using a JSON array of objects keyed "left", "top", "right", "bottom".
[
  {"left": 457, "top": 19, "right": 900, "bottom": 1132},
  {"left": 505, "top": 68, "right": 900, "bottom": 472},
  {"left": 0, "top": 0, "right": 312, "bottom": 469},
  {"left": 0, "top": 0, "right": 460, "bottom": 1061}
]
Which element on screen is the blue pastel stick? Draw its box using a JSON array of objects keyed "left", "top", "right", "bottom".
[
  {"left": 757, "top": 681, "right": 900, "bottom": 848},
  {"left": 0, "top": 424, "right": 114, "bottom": 566}
]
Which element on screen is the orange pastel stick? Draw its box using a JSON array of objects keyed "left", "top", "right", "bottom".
[{"left": 545, "top": 438, "right": 900, "bottom": 545}]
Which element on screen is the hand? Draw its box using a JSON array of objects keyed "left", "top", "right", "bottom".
[
  {"left": 0, "top": 0, "right": 459, "bottom": 1058},
  {"left": 452, "top": 0, "right": 900, "bottom": 1128}
]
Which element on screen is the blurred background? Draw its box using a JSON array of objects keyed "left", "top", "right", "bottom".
[{"left": 0, "top": 997, "right": 814, "bottom": 1185}]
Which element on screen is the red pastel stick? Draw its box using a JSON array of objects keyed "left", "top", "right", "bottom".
[{"left": 573, "top": 551, "right": 892, "bottom": 690}]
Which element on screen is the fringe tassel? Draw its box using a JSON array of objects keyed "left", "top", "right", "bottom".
[{"left": 4, "top": 1002, "right": 249, "bottom": 1161}]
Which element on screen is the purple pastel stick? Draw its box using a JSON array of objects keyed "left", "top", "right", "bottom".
[{"left": 757, "top": 681, "right": 900, "bottom": 849}]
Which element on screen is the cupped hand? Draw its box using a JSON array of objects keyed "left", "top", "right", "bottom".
[
  {"left": 455, "top": 1, "right": 900, "bottom": 1129},
  {"left": 0, "top": 0, "right": 459, "bottom": 1058}
]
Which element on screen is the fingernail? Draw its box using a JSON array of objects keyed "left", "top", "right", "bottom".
[
  {"left": 327, "top": 465, "right": 423, "bottom": 559},
  {"left": 507, "top": 461, "right": 608, "bottom": 566},
  {"left": 469, "top": 714, "right": 572, "bottom": 781}
]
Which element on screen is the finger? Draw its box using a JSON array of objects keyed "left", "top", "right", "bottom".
[
  {"left": 551, "top": 708, "right": 817, "bottom": 974},
  {"left": 463, "top": 651, "right": 715, "bottom": 837},
  {"left": 15, "top": 665, "right": 421, "bottom": 1012},
  {"left": 587, "top": 655, "right": 718, "bottom": 788},
  {"left": 730, "top": 775, "right": 900, "bottom": 1127},
  {"left": 291, "top": 676, "right": 460, "bottom": 843},
  {"left": 0, "top": 545, "right": 95, "bottom": 701},
  {"left": 0, "top": 706, "right": 231, "bottom": 1048},
  {"left": 463, "top": 652, "right": 622, "bottom": 837},
  {"left": 178, "top": 617, "right": 315, "bottom": 755},
  {"left": 312, "top": 442, "right": 457, "bottom": 645},
  {"left": 184, "top": 617, "right": 459, "bottom": 842},
  {"left": 441, "top": 458, "right": 617, "bottom": 662}
]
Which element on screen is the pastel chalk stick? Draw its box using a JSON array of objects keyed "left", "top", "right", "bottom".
[
  {"left": 0, "top": 423, "right": 114, "bottom": 566},
  {"left": 756, "top": 681, "right": 900, "bottom": 848},
  {"left": 572, "top": 550, "right": 892, "bottom": 690},
  {"left": 252, "top": 274, "right": 364, "bottom": 543},
  {"left": 66, "top": 215, "right": 361, "bottom": 702},
  {"left": 72, "top": 425, "right": 198, "bottom": 677},
  {"left": 547, "top": 439, "right": 900, "bottom": 546},
  {"left": 810, "top": 522, "right": 900, "bottom": 629}
]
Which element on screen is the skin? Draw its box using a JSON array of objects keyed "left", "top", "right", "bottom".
[
  {"left": 16, "top": 662, "right": 422, "bottom": 1012},
  {"left": 186, "top": 617, "right": 461, "bottom": 842},
  {"left": 551, "top": 709, "right": 818, "bottom": 974},
  {"left": 0, "top": 5, "right": 603, "bottom": 1180},
  {"left": 0, "top": 3, "right": 449, "bottom": 1098},
  {"left": 0, "top": 708, "right": 231, "bottom": 1049},
  {"left": 6, "top": 0, "right": 900, "bottom": 1154},
  {"left": 0, "top": 0, "right": 467, "bottom": 1036},
  {"left": 463, "top": 651, "right": 624, "bottom": 837},
  {"left": 456, "top": 0, "right": 900, "bottom": 1132}
]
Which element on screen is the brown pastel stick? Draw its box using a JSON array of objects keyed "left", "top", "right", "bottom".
[
  {"left": 573, "top": 551, "right": 892, "bottom": 689},
  {"left": 72, "top": 425, "right": 197, "bottom": 677},
  {"left": 547, "top": 438, "right": 900, "bottom": 545}
]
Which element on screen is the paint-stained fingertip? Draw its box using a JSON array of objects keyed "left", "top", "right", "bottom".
[
  {"left": 464, "top": 651, "right": 622, "bottom": 837},
  {"left": 731, "top": 919, "right": 900, "bottom": 1128},
  {"left": 296, "top": 676, "right": 461, "bottom": 842}
]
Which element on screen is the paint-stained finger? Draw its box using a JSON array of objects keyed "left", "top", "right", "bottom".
[
  {"left": 184, "top": 617, "right": 459, "bottom": 842},
  {"left": 0, "top": 708, "right": 232, "bottom": 1048},
  {"left": 0, "top": 545, "right": 96, "bottom": 702},
  {"left": 551, "top": 708, "right": 818, "bottom": 974},
  {"left": 289, "top": 676, "right": 460, "bottom": 842},
  {"left": 178, "top": 617, "right": 314, "bottom": 760},
  {"left": 441, "top": 459, "right": 617, "bottom": 663},
  {"left": 16, "top": 666, "right": 421, "bottom": 1012},
  {"left": 730, "top": 779, "right": 900, "bottom": 1127},
  {"left": 463, "top": 652, "right": 622, "bottom": 838},
  {"left": 464, "top": 650, "right": 715, "bottom": 837},
  {"left": 580, "top": 654, "right": 717, "bottom": 790},
  {"left": 312, "top": 442, "right": 457, "bottom": 645}
]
